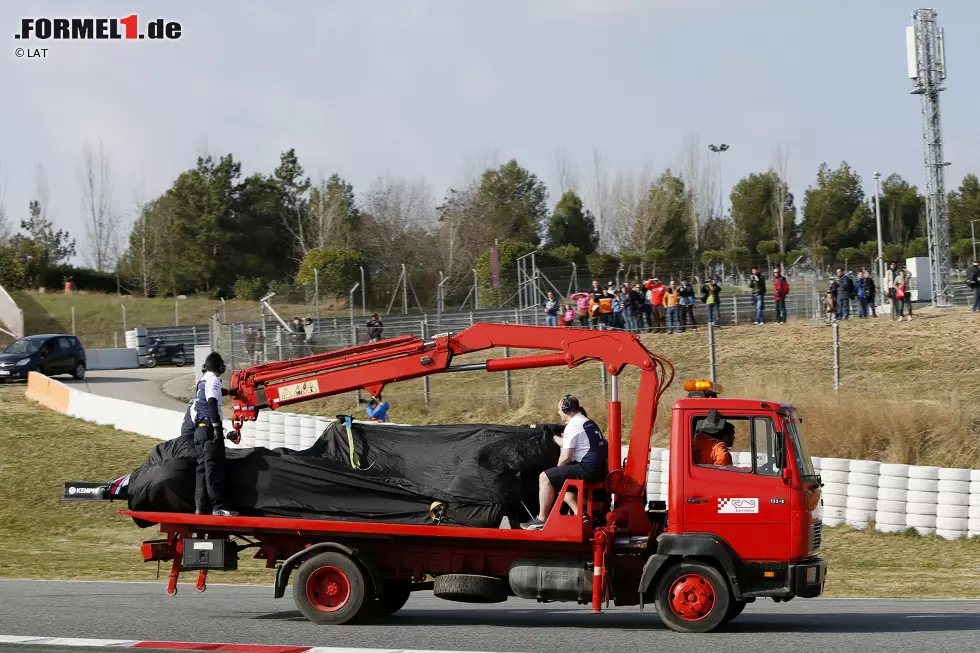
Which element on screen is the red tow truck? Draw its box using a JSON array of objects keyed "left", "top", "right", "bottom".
[{"left": 124, "top": 324, "right": 826, "bottom": 633}]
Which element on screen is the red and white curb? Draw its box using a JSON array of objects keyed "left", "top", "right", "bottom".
[{"left": 0, "top": 637, "right": 510, "bottom": 653}]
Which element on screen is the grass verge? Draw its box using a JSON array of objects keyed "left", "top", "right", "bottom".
[{"left": 2, "top": 384, "right": 979, "bottom": 595}]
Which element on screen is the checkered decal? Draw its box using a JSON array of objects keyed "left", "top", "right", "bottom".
[{"left": 717, "top": 497, "right": 759, "bottom": 514}]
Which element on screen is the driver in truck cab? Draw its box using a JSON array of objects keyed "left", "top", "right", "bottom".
[
  {"left": 692, "top": 421, "right": 734, "bottom": 467},
  {"left": 521, "top": 395, "right": 607, "bottom": 531}
]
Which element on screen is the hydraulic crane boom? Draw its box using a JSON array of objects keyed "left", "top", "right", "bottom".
[{"left": 230, "top": 323, "right": 673, "bottom": 498}]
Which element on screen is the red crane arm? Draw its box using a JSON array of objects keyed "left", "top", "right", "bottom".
[{"left": 229, "top": 323, "right": 674, "bottom": 497}]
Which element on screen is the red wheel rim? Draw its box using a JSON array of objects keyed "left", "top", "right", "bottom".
[
  {"left": 668, "top": 573, "right": 715, "bottom": 621},
  {"left": 306, "top": 566, "right": 351, "bottom": 612}
]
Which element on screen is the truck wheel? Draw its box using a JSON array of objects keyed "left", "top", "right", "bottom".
[
  {"left": 371, "top": 581, "right": 411, "bottom": 616},
  {"left": 654, "top": 561, "right": 730, "bottom": 633},
  {"left": 724, "top": 599, "right": 747, "bottom": 623},
  {"left": 293, "top": 552, "right": 368, "bottom": 625},
  {"left": 433, "top": 574, "right": 508, "bottom": 603}
]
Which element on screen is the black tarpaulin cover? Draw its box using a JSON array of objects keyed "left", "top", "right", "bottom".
[{"left": 126, "top": 421, "right": 561, "bottom": 528}]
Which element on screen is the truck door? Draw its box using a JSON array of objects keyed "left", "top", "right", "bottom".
[{"left": 681, "top": 413, "right": 792, "bottom": 561}]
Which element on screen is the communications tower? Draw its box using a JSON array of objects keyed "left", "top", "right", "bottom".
[{"left": 906, "top": 9, "right": 951, "bottom": 306}]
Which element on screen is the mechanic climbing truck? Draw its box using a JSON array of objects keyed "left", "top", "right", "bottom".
[{"left": 91, "top": 324, "right": 826, "bottom": 633}]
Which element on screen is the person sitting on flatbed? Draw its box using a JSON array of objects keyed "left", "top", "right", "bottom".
[{"left": 521, "top": 395, "right": 607, "bottom": 531}]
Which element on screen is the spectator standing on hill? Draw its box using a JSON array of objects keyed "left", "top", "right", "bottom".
[
  {"left": 562, "top": 304, "right": 576, "bottom": 327},
  {"left": 543, "top": 291, "right": 559, "bottom": 327},
  {"left": 856, "top": 271, "right": 869, "bottom": 318},
  {"left": 649, "top": 278, "right": 667, "bottom": 331},
  {"left": 835, "top": 269, "right": 855, "bottom": 321},
  {"left": 570, "top": 290, "right": 591, "bottom": 327},
  {"left": 824, "top": 285, "right": 837, "bottom": 325},
  {"left": 367, "top": 313, "right": 384, "bottom": 342},
  {"left": 862, "top": 268, "right": 878, "bottom": 318},
  {"left": 589, "top": 281, "right": 604, "bottom": 329},
  {"left": 598, "top": 285, "right": 614, "bottom": 329},
  {"left": 885, "top": 261, "right": 902, "bottom": 321},
  {"left": 245, "top": 327, "right": 257, "bottom": 363},
  {"left": 623, "top": 283, "right": 639, "bottom": 332},
  {"left": 665, "top": 280, "right": 681, "bottom": 335},
  {"left": 700, "top": 277, "right": 721, "bottom": 325},
  {"left": 253, "top": 329, "right": 265, "bottom": 364},
  {"left": 611, "top": 289, "right": 626, "bottom": 329},
  {"left": 636, "top": 282, "right": 652, "bottom": 332},
  {"left": 772, "top": 268, "right": 790, "bottom": 324},
  {"left": 967, "top": 260, "right": 980, "bottom": 312},
  {"left": 303, "top": 318, "right": 315, "bottom": 355},
  {"left": 749, "top": 267, "right": 767, "bottom": 325},
  {"left": 679, "top": 278, "right": 697, "bottom": 332},
  {"left": 899, "top": 264, "right": 913, "bottom": 321}
]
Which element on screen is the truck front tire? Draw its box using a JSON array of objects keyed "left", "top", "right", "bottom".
[
  {"left": 293, "top": 551, "right": 368, "bottom": 625},
  {"left": 654, "top": 561, "right": 731, "bottom": 633}
]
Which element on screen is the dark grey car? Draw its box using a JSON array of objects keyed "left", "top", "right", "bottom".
[{"left": 0, "top": 334, "right": 86, "bottom": 381}]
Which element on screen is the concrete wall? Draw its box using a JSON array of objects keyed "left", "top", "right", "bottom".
[{"left": 85, "top": 348, "right": 139, "bottom": 371}]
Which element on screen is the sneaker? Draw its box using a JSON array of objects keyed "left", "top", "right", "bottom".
[
  {"left": 520, "top": 517, "right": 545, "bottom": 531},
  {"left": 212, "top": 509, "right": 239, "bottom": 517}
]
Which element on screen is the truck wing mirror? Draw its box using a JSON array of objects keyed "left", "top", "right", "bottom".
[{"left": 775, "top": 431, "right": 787, "bottom": 470}]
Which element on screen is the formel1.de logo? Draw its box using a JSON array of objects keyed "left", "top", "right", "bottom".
[{"left": 15, "top": 15, "right": 182, "bottom": 41}]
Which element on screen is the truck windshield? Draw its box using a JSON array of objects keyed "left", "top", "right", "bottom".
[{"left": 785, "top": 412, "right": 816, "bottom": 476}]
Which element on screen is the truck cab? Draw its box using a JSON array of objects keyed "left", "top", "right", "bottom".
[{"left": 638, "top": 381, "right": 826, "bottom": 631}]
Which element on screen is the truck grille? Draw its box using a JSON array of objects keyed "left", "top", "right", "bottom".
[{"left": 811, "top": 521, "right": 823, "bottom": 552}]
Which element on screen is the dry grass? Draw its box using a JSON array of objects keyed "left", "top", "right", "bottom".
[
  {"left": 292, "top": 308, "right": 980, "bottom": 468},
  {"left": 8, "top": 291, "right": 324, "bottom": 349},
  {"left": 1, "top": 384, "right": 979, "bottom": 595}
]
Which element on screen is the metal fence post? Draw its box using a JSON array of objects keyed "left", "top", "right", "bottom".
[
  {"left": 71, "top": 306, "right": 75, "bottom": 336},
  {"left": 514, "top": 307, "right": 520, "bottom": 325},
  {"left": 732, "top": 297, "right": 738, "bottom": 325},
  {"left": 230, "top": 324, "right": 236, "bottom": 374},
  {"left": 833, "top": 321, "right": 840, "bottom": 393},
  {"left": 276, "top": 325, "right": 283, "bottom": 361},
  {"left": 175, "top": 300, "right": 179, "bottom": 326},
  {"left": 708, "top": 321, "right": 717, "bottom": 385},
  {"left": 504, "top": 345, "right": 512, "bottom": 406},
  {"left": 601, "top": 365, "right": 608, "bottom": 398},
  {"left": 469, "top": 311, "right": 475, "bottom": 326},
  {"left": 114, "top": 332, "right": 118, "bottom": 348},
  {"left": 122, "top": 304, "right": 126, "bottom": 334},
  {"left": 192, "top": 325, "right": 197, "bottom": 346},
  {"left": 421, "top": 321, "right": 430, "bottom": 405}
]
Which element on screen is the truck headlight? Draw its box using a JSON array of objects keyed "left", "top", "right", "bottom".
[{"left": 15, "top": 358, "right": 31, "bottom": 366}]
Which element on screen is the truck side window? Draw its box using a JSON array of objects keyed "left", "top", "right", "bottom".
[
  {"left": 691, "top": 415, "right": 780, "bottom": 476},
  {"left": 752, "top": 416, "right": 780, "bottom": 477}
]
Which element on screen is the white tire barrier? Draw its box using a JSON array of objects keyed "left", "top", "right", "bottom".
[
  {"left": 937, "top": 479, "right": 970, "bottom": 494},
  {"left": 907, "top": 512, "right": 937, "bottom": 528},
  {"left": 938, "top": 492, "right": 969, "bottom": 506},
  {"left": 936, "top": 528, "right": 966, "bottom": 540},
  {"left": 821, "top": 458, "right": 850, "bottom": 472},
  {"left": 822, "top": 481, "right": 848, "bottom": 496},
  {"left": 823, "top": 493, "right": 847, "bottom": 507},
  {"left": 848, "top": 472, "right": 879, "bottom": 487},
  {"left": 822, "top": 470, "right": 849, "bottom": 484},
  {"left": 874, "top": 511, "right": 906, "bottom": 526},
  {"left": 875, "top": 522, "right": 906, "bottom": 533},
  {"left": 938, "top": 468, "right": 972, "bottom": 482},
  {"left": 877, "top": 488, "right": 908, "bottom": 502},
  {"left": 935, "top": 516, "right": 969, "bottom": 531},
  {"left": 906, "top": 502, "right": 939, "bottom": 516},
  {"left": 823, "top": 505, "right": 845, "bottom": 526},
  {"left": 846, "top": 496, "right": 877, "bottom": 511},
  {"left": 847, "top": 484, "right": 878, "bottom": 500},
  {"left": 970, "top": 506, "right": 980, "bottom": 519},
  {"left": 908, "top": 478, "right": 939, "bottom": 492},
  {"left": 876, "top": 499, "right": 908, "bottom": 514},
  {"left": 845, "top": 508, "right": 875, "bottom": 528},
  {"left": 878, "top": 475, "right": 909, "bottom": 490},
  {"left": 849, "top": 459, "right": 880, "bottom": 474},
  {"left": 908, "top": 466, "right": 941, "bottom": 480}
]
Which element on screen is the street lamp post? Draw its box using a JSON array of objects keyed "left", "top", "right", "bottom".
[
  {"left": 971, "top": 219, "right": 979, "bottom": 263},
  {"left": 708, "top": 144, "right": 730, "bottom": 246},
  {"left": 873, "top": 172, "right": 885, "bottom": 305}
]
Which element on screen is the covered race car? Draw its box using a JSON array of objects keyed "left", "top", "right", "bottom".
[{"left": 66, "top": 420, "right": 562, "bottom": 529}]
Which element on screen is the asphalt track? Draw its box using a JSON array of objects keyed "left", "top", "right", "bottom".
[
  {"left": 63, "top": 368, "right": 190, "bottom": 411},
  {"left": 0, "top": 581, "right": 978, "bottom": 653}
]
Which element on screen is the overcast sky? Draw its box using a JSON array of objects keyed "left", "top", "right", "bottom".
[{"left": 2, "top": 0, "right": 978, "bottom": 264}]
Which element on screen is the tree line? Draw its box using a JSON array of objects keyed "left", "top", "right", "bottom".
[{"left": 1, "top": 143, "right": 979, "bottom": 308}]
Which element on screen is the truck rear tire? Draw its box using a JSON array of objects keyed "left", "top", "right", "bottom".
[
  {"left": 723, "top": 599, "right": 748, "bottom": 623},
  {"left": 371, "top": 580, "right": 411, "bottom": 616},
  {"left": 293, "top": 551, "right": 368, "bottom": 625},
  {"left": 654, "top": 561, "right": 731, "bottom": 633},
  {"left": 433, "top": 574, "right": 508, "bottom": 603}
]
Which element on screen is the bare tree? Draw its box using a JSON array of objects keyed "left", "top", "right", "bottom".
[
  {"left": 0, "top": 162, "right": 10, "bottom": 243},
  {"left": 79, "top": 142, "right": 119, "bottom": 272},
  {"left": 34, "top": 162, "right": 51, "bottom": 225},
  {"left": 681, "top": 133, "right": 715, "bottom": 254},
  {"left": 553, "top": 148, "right": 579, "bottom": 195},
  {"left": 606, "top": 165, "right": 655, "bottom": 254},
  {"left": 126, "top": 177, "right": 156, "bottom": 296},
  {"left": 770, "top": 145, "right": 790, "bottom": 254},
  {"left": 587, "top": 148, "right": 613, "bottom": 250}
]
